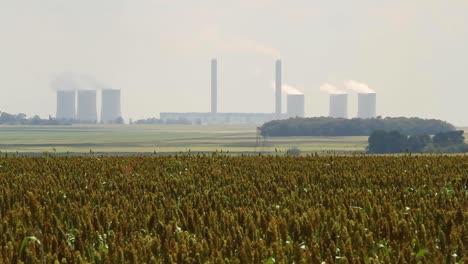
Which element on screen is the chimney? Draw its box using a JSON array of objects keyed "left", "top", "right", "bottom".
[
  {"left": 211, "top": 59, "right": 217, "bottom": 117},
  {"left": 275, "top": 60, "right": 282, "bottom": 118}
]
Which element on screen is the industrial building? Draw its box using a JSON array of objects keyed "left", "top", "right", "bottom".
[
  {"left": 101, "top": 89, "right": 122, "bottom": 124},
  {"left": 159, "top": 112, "right": 284, "bottom": 125},
  {"left": 56, "top": 90, "right": 76, "bottom": 120},
  {"left": 357, "top": 93, "right": 377, "bottom": 119},
  {"left": 287, "top": 94, "right": 305, "bottom": 118},
  {"left": 329, "top": 94, "right": 348, "bottom": 118},
  {"left": 77, "top": 90, "right": 97, "bottom": 123}
]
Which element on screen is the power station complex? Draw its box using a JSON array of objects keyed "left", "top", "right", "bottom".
[
  {"left": 160, "top": 59, "right": 376, "bottom": 124},
  {"left": 160, "top": 59, "right": 305, "bottom": 125},
  {"left": 56, "top": 89, "right": 122, "bottom": 124},
  {"left": 55, "top": 59, "right": 376, "bottom": 125}
]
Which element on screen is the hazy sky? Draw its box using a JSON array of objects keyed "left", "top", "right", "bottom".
[{"left": 1, "top": 0, "right": 467, "bottom": 125}]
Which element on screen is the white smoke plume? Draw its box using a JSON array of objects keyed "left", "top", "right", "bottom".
[
  {"left": 344, "top": 80, "right": 375, "bottom": 93},
  {"left": 80, "top": 75, "right": 112, "bottom": 90},
  {"left": 198, "top": 26, "right": 281, "bottom": 58},
  {"left": 271, "top": 82, "right": 303, "bottom": 95},
  {"left": 51, "top": 72, "right": 111, "bottom": 91},
  {"left": 319, "top": 83, "right": 346, "bottom": 94},
  {"left": 50, "top": 72, "right": 82, "bottom": 91}
]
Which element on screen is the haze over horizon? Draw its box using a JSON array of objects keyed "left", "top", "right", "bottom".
[{"left": 1, "top": 1, "right": 467, "bottom": 126}]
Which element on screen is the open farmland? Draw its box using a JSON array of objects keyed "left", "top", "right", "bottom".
[
  {"left": 0, "top": 125, "right": 368, "bottom": 154},
  {"left": 0, "top": 155, "right": 466, "bottom": 263}
]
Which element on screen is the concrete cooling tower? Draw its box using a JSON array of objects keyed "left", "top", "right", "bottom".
[
  {"left": 357, "top": 93, "right": 376, "bottom": 119},
  {"left": 77, "top": 90, "right": 97, "bottom": 123},
  {"left": 329, "top": 94, "right": 348, "bottom": 118},
  {"left": 56, "top": 90, "right": 76, "bottom": 120},
  {"left": 101, "top": 89, "right": 122, "bottom": 124},
  {"left": 287, "top": 94, "right": 305, "bottom": 118}
]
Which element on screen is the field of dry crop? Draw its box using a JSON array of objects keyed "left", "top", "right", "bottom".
[{"left": 0, "top": 155, "right": 466, "bottom": 263}]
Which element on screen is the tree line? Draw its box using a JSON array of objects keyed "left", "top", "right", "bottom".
[
  {"left": 368, "top": 130, "right": 467, "bottom": 153},
  {"left": 0, "top": 112, "right": 62, "bottom": 125},
  {"left": 0, "top": 111, "right": 125, "bottom": 125},
  {"left": 259, "top": 117, "right": 455, "bottom": 137}
]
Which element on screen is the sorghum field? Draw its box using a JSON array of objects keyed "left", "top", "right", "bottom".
[{"left": 0, "top": 155, "right": 466, "bottom": 263}]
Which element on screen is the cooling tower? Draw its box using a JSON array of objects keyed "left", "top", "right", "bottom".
[
  {"left": 357, "top": 93, "right": 376, "bottom": 119},
  {"left": 101, "top": 89, "right": 122, "bottom": 124},
  {"left": 275, "top": 60, "right": 282, "bottom": 118},
  {"left": 77, "top": 90, "right": 97, "bottom": 123},
  {"left": 211, "top": 59, "right": 217, "bottom": 116},
  {"left": 287, "top": 94, "right": 305, "bottom": 118},
  {"left": 329, "top": 94, "right": 348, "bottom": 118},
  {"left": 56, "top": 90, "right": 76, "bottom": 120}
]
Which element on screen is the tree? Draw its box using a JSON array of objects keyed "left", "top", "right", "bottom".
[
  {"left": 433, "top": 130, "right": 465, "bottom": 147},
  {"left": 259, "top": 117, "right": 455, "bottom": 137},
  {"left": 368, "top": 130, "right": 408, "bottom": 153},
  {"left": 407, "top": 134, "right": 431, "bottom": 153}
]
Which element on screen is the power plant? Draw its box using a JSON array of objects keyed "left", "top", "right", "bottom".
[
  {"left": 77, "top": 90, "right": 97, "bottom": 123},
  {"left": 101, "top": 89, "right": 122, "bottom": 124},
  {"left": 357, "top": 93, "right": 377, "bottom": 119},
  {"left": 287, "top": 94, "right": 305, "bottom": 118},
  {"left": 160, "top": 59, "right": 291, "bottom": 125},
  {"left": 56, "top": 90, "right": 76, "bottom": 120},
  {"left": 329, "top": 94, "right": 348, "bottom": 118},
  {"left": 53, "top": 60, "right": 381, "bottom": 125}
]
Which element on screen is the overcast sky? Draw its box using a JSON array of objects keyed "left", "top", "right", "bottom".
[{"left": 0, "top": 0, "right": 467, "bottom": 125}]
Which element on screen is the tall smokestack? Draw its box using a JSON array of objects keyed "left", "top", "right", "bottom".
[
  {"left": 357, "top": 93, "right": 377, "bottom": 119},
  {"left": 211, "top": 59, "right": 217, "bottom": 117},
  {"left": 275, "top": 60, "right": 282, "bottom": 117},
  {"left": 329, "top": 94, "right": 348, "bottom": 118}
]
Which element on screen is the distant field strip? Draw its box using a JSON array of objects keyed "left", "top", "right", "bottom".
[{"left": 0, "top": 125, "right": 368, "bottom": 154}]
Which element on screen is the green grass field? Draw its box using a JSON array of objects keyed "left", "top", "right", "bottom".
[{"left": 0, "top": 125, "right": 368, "bottom": 154}]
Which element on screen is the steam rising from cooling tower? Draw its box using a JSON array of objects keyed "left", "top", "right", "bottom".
[
  {"left": 270, "top": 82, "right": 303, "bottom": 95},
  {"left": 343, "top": 80, "right": 377, "bottom": 118},
  {"left": 344, "top": 80, "right": 375, "bottom": 94},
  {"left": 320, "top": 83, "right": 346, "bottom": 95},
  {"left": 101, "top": 89, "right": 122, "bottom": 124}
]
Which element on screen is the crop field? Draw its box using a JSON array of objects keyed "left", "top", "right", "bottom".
[
  {"left": 0, "top": 125, "right": 368, "bottom": 154},
  {"left": 0, "top": 155, "right": 466, "bottom": 263}
]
